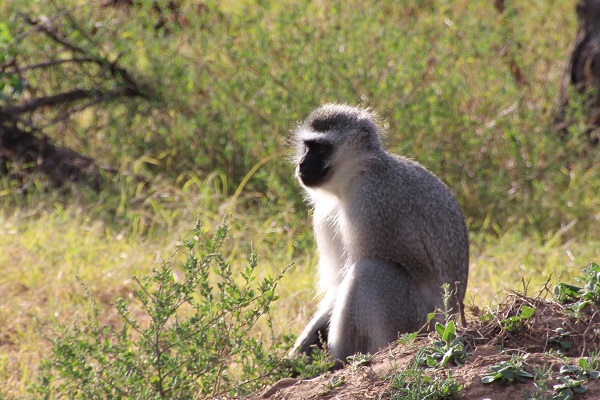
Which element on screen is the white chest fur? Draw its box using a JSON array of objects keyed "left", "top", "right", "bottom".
[{"left": 308, "top": 190, "right": 349, "bottom": 294}]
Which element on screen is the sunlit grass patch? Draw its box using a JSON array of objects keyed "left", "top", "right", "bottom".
[{"left": 468, "top": 230, "right": 599, "bottom": 307}]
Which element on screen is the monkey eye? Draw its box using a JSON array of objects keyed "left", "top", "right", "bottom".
[{"left": 305, "top": 140, "right": 331, "bottom": 156}]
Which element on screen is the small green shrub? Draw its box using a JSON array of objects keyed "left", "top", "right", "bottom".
[
  {"left": 576, "top": 353, "right": 600, "bottom": 379},
  {"left": 526, "top": 357, "right": 600, "bottom": 400},
  {"left": 552, "top": 376, "right": 587, "bottom": 400},
  {"left": 347, "top": 353, "right": 373, "bottom": 369},
  {"left": 559, "top": 358, "right": 600, "bottom": 382},
  {"left": 420, "top": 283, "right": 470, "bottom": 368},
  {"left": 287, "top": 345, "right": 336, "bottom": 379},
  {"left": 392, "top": 349, "right": 464, "bottom": 400},
  {"left": 554, "top": 262, "right": 600, "bottom": 315},
  {"left": 481, "top": 354, "right": 535, "bottom": 384},
  {"left": 500, "top": 305, "right": 536, "bottom": 332},
  {"left": 419, "top": 320, "right": 469, "bottom": 368},
  {"left": 32, "top": 220, "right": 292, "bottom": 398},
  {"left": 547, "top": 328, "right": 574, "bottom": 350},
  {"left": 552, "top": 359, "right": 600, "bottom": 400}
]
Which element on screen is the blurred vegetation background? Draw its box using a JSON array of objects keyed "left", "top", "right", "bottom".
[{"left": 0, "top": 0, "right": 598, "bottom": 396}]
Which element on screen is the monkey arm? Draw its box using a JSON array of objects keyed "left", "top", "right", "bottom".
[{"left": 289, "top": 304, "right": 332, "bottom": 358}]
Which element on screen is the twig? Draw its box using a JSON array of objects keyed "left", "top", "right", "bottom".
[{"left": 20, "top": 57, "right": 96, "bottom": 71}]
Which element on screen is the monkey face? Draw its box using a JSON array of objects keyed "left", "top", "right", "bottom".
[
  {"left": 293, "top": 104, "right": 384, "bottom": 194},
  {"left": 297, "top": 139, "right": 333, "bottom": 187}
]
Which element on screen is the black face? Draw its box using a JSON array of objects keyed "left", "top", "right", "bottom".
[{"left": 297, "top": 140, "right": 332, "bottom": 187}]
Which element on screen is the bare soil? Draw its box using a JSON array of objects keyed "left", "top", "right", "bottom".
[{"left": 253, "top": 291, "right": 600, "bottom": 400}]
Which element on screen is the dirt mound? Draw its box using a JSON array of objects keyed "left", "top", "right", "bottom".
[
  {"left": 464, "top": 291, "right": 600, "bottom": 356},
  {"left": 254, "top": 291, "right": 600, "bottom": 400}
]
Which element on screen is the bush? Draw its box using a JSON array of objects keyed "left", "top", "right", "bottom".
[{"left": 32, "top": 220, "right": 293, "bottom": 399}]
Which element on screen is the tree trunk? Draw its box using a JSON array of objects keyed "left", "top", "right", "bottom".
[
  {"left": 556, "top": 0, "right": 600, "bottom": 145},
  {"left": 0, "top": 124, "right": 105, "bottom": 190}
]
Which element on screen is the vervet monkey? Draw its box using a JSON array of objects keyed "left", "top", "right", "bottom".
[{"left": 290, "top": 104, "right": 469, "bottom": 364}]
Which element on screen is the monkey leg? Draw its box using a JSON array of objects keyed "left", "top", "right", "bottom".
[{"left": 327, "top": 258, "right": 429, "bottom": 363}]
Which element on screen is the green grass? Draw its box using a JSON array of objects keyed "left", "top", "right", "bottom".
[{"left": 1, "top": 0, "right": 599, "bottom": 397}]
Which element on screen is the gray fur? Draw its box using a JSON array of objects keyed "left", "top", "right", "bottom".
[{"left": 290, "top": 104, "right": 469, "bottom": 364}]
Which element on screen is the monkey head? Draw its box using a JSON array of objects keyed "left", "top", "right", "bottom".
[{"left": 293, "top": 104, "right": 384, "bottom": 192}]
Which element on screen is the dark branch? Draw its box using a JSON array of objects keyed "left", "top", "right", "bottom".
[
  {"left": 0, "top": 89, "right": 100, "bottom": 119},
  {"left": 21, "top": 57, "right": 97, "bottom": 71}
]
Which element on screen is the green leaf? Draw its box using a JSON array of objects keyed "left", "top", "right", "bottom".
[
  {"left": 427, "top": 312, "right": 437, "bottom": 323},
  {"left": 573, "top": 385, "right": 588, "bottom": 394},
  {"left": 442, "top": 320, "right": 455, "bottom": 342},
  {"left": 560, "top": 340, "right": 573, "bottom": 349},
  {"left": 499, "top": 367, "right": 514, "bottom": 380},
  {"left": 588, "top": 371, "right": 600, "bottom": 380},
  {"left": 481, "top": 374, "right": 499, "bottom": 384},
  {"left": 554, "top": 283, "right": 583, "bottom": 302},
  {"left": 517, "top": 370, "right": 535, "bottom": 379},
  {"left": 435, "top": 322, "right": 445, "bottom": 338},
  {"left": 519, "top": 306, "right": 535, "bottom": 319},
  {"left": 553, "top": 389, "right": 574, "bottom": 400},
  {"left": 440, "top": 349, "right": 454, "bottom": 367},
  {"left": 426, "top": 355, "right": 437, "bottom": 368}
]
